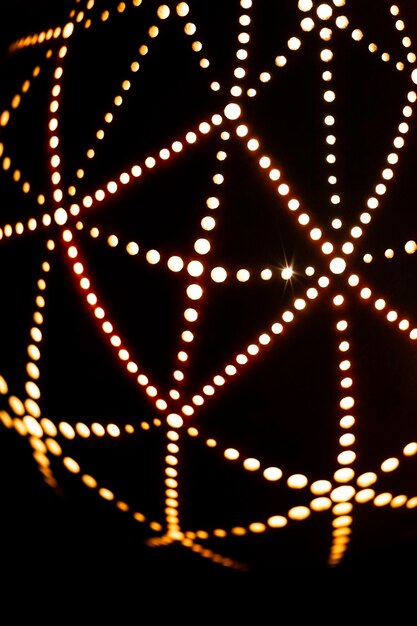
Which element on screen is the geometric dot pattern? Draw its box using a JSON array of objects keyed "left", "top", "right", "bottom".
[{"left": 1, "top": 0, "right": 417, "bottom": 573}]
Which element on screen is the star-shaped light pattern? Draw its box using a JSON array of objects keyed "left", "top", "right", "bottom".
[{"left": 1, "top": 0, "right": 417, "bottom": 572}]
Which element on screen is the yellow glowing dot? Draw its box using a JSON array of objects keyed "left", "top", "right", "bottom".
[
  {"left": 374, "top": 493, "right": 392, "bottom": 507},
  {"left": 145, "top": 156, "right": 156, "bottom": 168},
  {"left": 106, "top": 181, "right": 117, "bottom": 194},
  {"left": 334, "top": 467, "right": 354, "bottom": 483},
  {"left": 337, "top": 450, "right": 356, "bottom": 465},
  {"left": 287, "top": 474, "right": 308, "bottom": 489},
  {"left": 391, "top": 496, "right": 407, "bottom": 508},
  {"left": 184, "top": 308, "right": 198, "bottom": 323},
  {"left": 211, "top": 267, "right": 227, "bottom": 282},
  {"left": 54, "top": 208, "right": 68, "bottom": 225},
  {"left": 23, "top": 416, "right": 43, "bottom": 437},
  {"left": 224, "top": 103, "right": 241, "bottom": 120},
  {"left": 405, "top": 240, "right": 417, "bottom": 254},
  {"left": 381, "top": 457, "right": 399, "bottom": 472},
  {"left": 201, "top": 216, "right": 216, "bottom": 231},
  {"left": 126, "top": 242, "right": 139, "bottom": 255},
  {"left": 167, "top": 414, "right": 183, "bottom": 429},
  {"left": 310, "top": 480, "right": 331, "bottom": 495},
  {"left": 187, "top": 260, "right": 204, "bottom": 276},
  {"left": 263, "top": 467, "right": 282, "bottom": 481},
  {"left": 194, "top": 238, "right": 210, "bottom": 254},
  {"left": 243, "top": 458, "right": 260, "bottom": 471},
  {"left": 234, "top": 269, "right": 249, "bottom": 283},
  {"left": 224, "top": 448, "right": 239, "bottom": 461},
  {"left": 0, "top": 109, "right": 11, "bottom": 128},
  {"left": 403, "top": 442, "right": 417, "bottom": 457},
  {"left": 167, "top": 256, "right": 184, "bottom": 272},
  {"left": 268, "top": 168, "right": 280, "bottom": 182},
  {"left": 288, "top": 506, "right": 310, "bottom": 521},
  {"left": 247, "top": 138, "right": 259, "bottom": 151},
  {"left": 354, "top": 489, "right": 374, "bottom": 503},
  {"left": 288, "top": 37, "right": 301, "bottom": 50},
  {"left": 282, "top": 311, "right": 294, "bottom": 323},
  {"left": 294, "top": 298, "right": 306, "bottom": 310},
  {"left": 298, "top": 213, "right": 310, "bottom": 225},
  {"left": 301, "top": 17, "right": 315, "bottom": 31},
  {"left": 259, "top": 269, "right": 271, "bottom": 281},
  {"left": 310, "top": 228, "right": 322, "bottom": 240},
  {"left": 146, "top": 250, "right": 160, "bottom": 264},
  {"left": 331, "top": 486, "right": 355, "bottom": 502},
  {"left": 281, "top": 267, "right": 293, "bottom": 280},
  {"left": 186, "top": 284, "right": 203, "bottom": 300}
]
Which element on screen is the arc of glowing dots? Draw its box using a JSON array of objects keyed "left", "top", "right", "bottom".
[
  {"left": 26, "top": 0, "right": 417, "bottom": 540},
  {"left": 1, "top": 1, "right": 417, "bottom": 570},
  {"left": 0, "top": 0, "right": 410, "bottom": 564},
  {"left": 2, "top": 358, "right": 417, "bottom": 568},
  {"left": 70, "top": 0, "right": 417, "bottom": 565},
  {"left": 0, "top": 0, "right": 328, "bottom": 565}
]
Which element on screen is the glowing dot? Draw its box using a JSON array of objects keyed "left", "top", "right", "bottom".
[
  {"left": 126, "top": 242, "right": 139, "bottom": 255},
  {"left": 62, "top": 22, "right": 74, "bottom": 38},
  {"left": 187, "top": 284, "right": 203, "bottom": 300},
  {"left": 243, "top": 458, "right": 260, "bottom": 471},
  {"left": 288, "top": 506, "right": 310, "bottom": 521},
  {"left": 187, "top": 260, "right": 204, "bottom": 276},
  {"left": 311, "top": 480, "right": 331, "bottom": 495},
  {"left": 194, "top": 238, "right": 210, "bottom": 254},
  {"left": 287, "top": 474, "right": 308, "bottom": 489},
  {"left": 263, "top": 467, "right": 282, "bottom": 481},
  {"left": 317, "top": 4, "right": 332, "bottom": 20},
  {"left": 381, "top": 457, "right": 399, "bottom": 472},
  {"left": 167, "top": 414, "right": 183, "bottom": 429},
  {"left": 146, "top": 250, "right": 160, "bottom": 264},
  {"left": 288, "top": 37, "right": 301, "bottom": 50},
  {"left": 261, "top": 269, "right": 272, "bottom": 280},
  {"left": 281, "top": 267, "right": 293, "bottom": 280},
  {"left": 338, "top": 450, "right": 356, "bottom": 465},
  {"left": 329, "top": 257, "right": 346, "bottom": 274},
  {"left": 224, "top": 103, "right": 241, "bottom": 120},
  {"left": 211, "top": 267, "right": 227, "bottom": 282},
  {"left": 237, "top": 269, "right": 250, "bottom": 282},
  {"left": 184, "top": 308, "right": 198, "bottom": 322},
  {"left": 168, "top": 256, "right": 184, "bottom": 272}
]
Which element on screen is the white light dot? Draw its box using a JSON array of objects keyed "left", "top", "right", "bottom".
[
  {"left": 186, "top": 284, "right": 203, "bottom": 300},
  {"left": 329, "top": 257, "right": 346, "bottom": 274},
  {"left": 317, "top": 4, "right": 332, "bottom": 20},
  {"left": 224, "top": 103, "right": 241, "bottom": 120},
  {"left": 146, "top": 250, "right": 160, "bottom": 264},
  {"left": 281, "top": 267, "right": 293, "bottom": 280},
  {"left": 187, "top": 260, "right": 204, "bottom": 277},
  {"left": 54, "top": 208, "right": 67, "bottom": 225},
  {"left": 194, "top": 238, "right": 210, "bottom": 254},
  {"left": 211, "top": 267, "right": 227, "bottom": 283}
]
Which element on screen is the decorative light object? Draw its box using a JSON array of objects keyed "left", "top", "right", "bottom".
[{"left": 1, "top": 0, "right": 417, "bottom": 574}]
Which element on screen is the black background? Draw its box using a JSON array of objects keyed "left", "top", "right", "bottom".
[{"left": 2, "top": 0, "right": 417, "bottom": 618}]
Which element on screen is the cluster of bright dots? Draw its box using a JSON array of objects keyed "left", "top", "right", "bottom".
[{"left": 1, "top": 0, "right": 417, "bottom": 571}]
